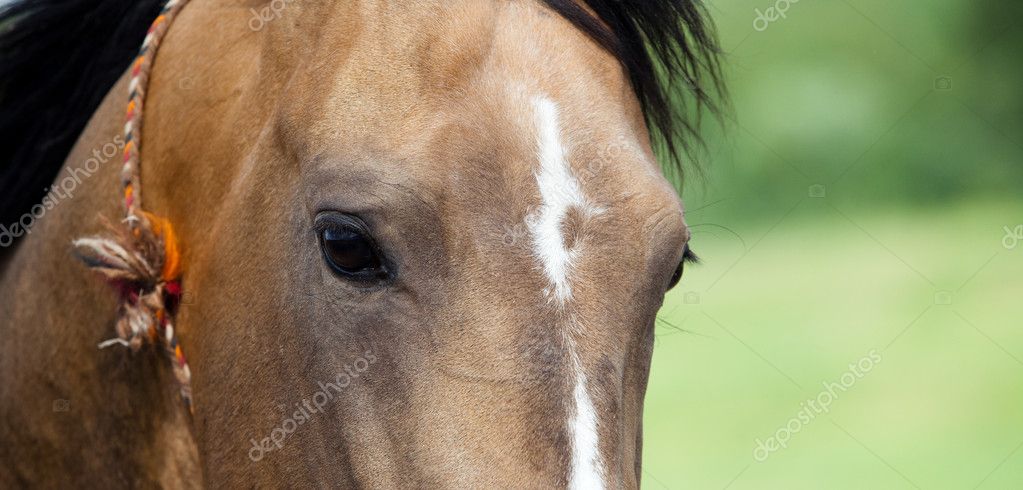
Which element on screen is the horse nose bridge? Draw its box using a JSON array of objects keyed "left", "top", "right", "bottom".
[
  {"left": 552, "top": 258, "right": 656, "bottom": 486},
  {"left": 443, "top": 284, "right": 637, "bottom": 485},
  {"left": 507, "top": 314, "right": 633, "bottom": 489}
]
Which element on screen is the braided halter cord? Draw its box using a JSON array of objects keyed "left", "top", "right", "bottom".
[{"left": 72, "top": 0, "right": 194, "bottom": 412}]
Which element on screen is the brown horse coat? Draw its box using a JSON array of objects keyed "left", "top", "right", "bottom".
[{"left": 0, "top": 1, "right": 720, "bottom": 487}]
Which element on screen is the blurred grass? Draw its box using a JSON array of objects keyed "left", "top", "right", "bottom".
[
  {"left": 647, "top": 199, "right": 1023, "bottom": 489},
  {"left": 645, "top": 0, "right": 1023, "bottom": 488}
]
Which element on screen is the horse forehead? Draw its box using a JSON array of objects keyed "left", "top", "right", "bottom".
[
  {"left": 287, "top": 0, "right": 682, "bottom": 226},
  {"left": 296, "top": 0, "right": 640, "bottom": 152},
  {"left": 414, "top": 80, "right": 682, "bottom": 232},
  {"left": 449, "top": 84, "right": 676, "bottom": 212}
]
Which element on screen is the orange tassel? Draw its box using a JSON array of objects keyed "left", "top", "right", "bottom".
[{"left": 141, "top": 211, "right": 182, "bottom": 281}]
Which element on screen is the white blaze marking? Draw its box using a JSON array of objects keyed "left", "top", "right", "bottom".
[
  {"left": 530, "top": 97, "right": 585, "bottom": 303},
  {"left": 527, "top": 96, "right": 605, "bottom": 489},
  {"left": 568, "top": 346, "right": 604, "bottom": 490}
]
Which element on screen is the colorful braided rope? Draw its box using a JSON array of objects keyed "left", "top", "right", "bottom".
[
  {"left": 123, "top": 0, "right": 188, "bottom": 217},
  {"left": 74, "top": 0, "right": 194, "bottom": 413}
]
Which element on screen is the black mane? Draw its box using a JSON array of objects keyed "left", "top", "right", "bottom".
[
  {"left": 0, "top": 0, "right": 164, "bottom": 248},
  {"left": 543, "top": 0, "right": 725, "bottom": 176},
  {"left": 0, "top": 0, "right": 723, "bottom": 251}
]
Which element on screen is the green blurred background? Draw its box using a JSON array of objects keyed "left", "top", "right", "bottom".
[{"left": 644, "top": 0, "right": 1023, "bottom": 488}]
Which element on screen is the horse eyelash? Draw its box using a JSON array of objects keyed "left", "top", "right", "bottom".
[{"left": 682, "top": 245, "right": 699, "bottom": 264}]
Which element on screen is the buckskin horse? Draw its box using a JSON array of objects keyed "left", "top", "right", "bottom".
[{"left": 0, "top": 0, "right": 722, "bottom": 487}]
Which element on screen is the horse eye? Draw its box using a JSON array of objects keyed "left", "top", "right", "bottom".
[
  {"left": 667, "top": 244, "right": 698, "bottom": 291},
  {"left": 315, "top": 213, "right": 388, "bottom": 281},
  {"left": 667, "top": 261, "right": 684, "bottom": 290}
]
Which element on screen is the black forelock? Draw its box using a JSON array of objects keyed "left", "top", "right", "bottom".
[{"left": 542, "top": 0, "right": 726, "bottom": 179}]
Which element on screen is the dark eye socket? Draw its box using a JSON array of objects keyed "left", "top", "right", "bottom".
[
  {"left": 667, "top": 261, "right": 685, "bottom": 290},
  {"left": 315, "top": 213, "right": 389, "bottom": 281},
  {"left": 667, "top": 244, "right": 698, "bottom": 291}
]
